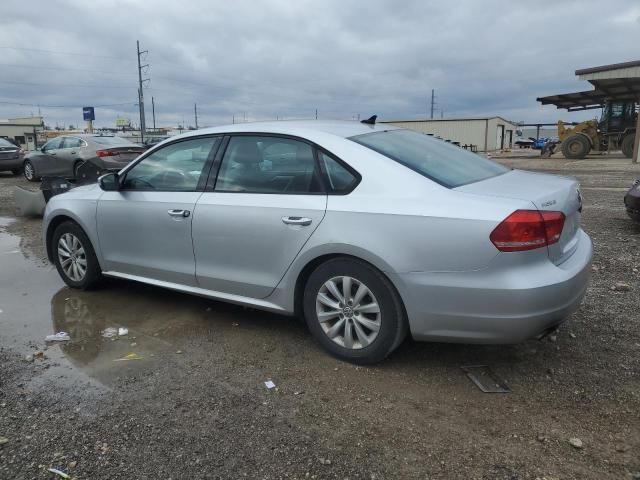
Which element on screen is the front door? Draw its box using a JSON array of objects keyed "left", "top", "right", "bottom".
[
  {"left": 193, "top": 135, "right": 327, "bottom": 298},
  {"left": 37, "top": 137, "right": 65, "bottom": 176},
  {"left": 96, "top": 136, "right": 220, "bottom": 286}
]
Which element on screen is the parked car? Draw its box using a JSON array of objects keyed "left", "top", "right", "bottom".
[
  {"left": 23, "top": 134, "right": 145, "bottom": 182},
  {"left": 624, "top": 178, "right": 640, "bottom": 222},
  {"left": 514, "top": 137, "right": 534, "bottom": 148},
  {"left": 141, "top": 137, "right": 167, "bottom": 150},
  {"left": 0, "top": 137, "right": 24, "bottom": 175},
  {"left": 42, "top": 120, "right": 592, "bottom": 363}
]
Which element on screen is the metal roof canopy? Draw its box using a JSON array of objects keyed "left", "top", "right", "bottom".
[{"left": 537, "top": 60, "right": 640, "bottom": 111}]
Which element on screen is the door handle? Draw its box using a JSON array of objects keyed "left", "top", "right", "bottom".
[
  {"left": 71, "top": 151, "right": 76, "bottom": 155},
  {"left": 51, "top": 152, "right": 57, "bottom": 156},
  {"left": 282, "top": 216, "right": 312, "bottom": 226},
  {"left": 168, "top": 209, "right": 190, "bottom": 218}
]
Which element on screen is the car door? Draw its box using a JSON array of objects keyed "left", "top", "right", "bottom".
[
  {"left": 36, "top": 137, "right": 64, "bottom": 176},
  {"left": 193, "top": 135, "right": 327, "bottom": 299},
  {"left": 59, "top": 137, "right": 83, "bottom": 176},
  {"left": 96, "top": 136, "right": 221, "bottom": 286}
]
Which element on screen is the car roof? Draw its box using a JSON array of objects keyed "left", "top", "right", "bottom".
[{"left": 172, "top": 120, "right": 401, "bottom": 141}]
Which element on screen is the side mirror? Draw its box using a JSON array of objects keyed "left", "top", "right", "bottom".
[
  {"left": 41, "top": 146, "right": 46, "bottom": 153},
  {"left": 99, "top": 172, "right": 120, "bottom": 191}
]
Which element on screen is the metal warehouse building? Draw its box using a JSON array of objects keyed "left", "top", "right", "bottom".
[{"left": 383, "top": 117, "right": 519, "bottom": 152}]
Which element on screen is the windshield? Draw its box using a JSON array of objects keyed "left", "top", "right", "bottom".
[
  {"left": 92, "top": 136, "right": 136, "bottom": 146},
  {"left": 350, "top": 129, "right": 508, "bottom": 188}
]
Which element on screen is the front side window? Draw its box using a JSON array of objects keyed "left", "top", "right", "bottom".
[
  {"left": 215, "top": 136, "right": 323, "bottom": 193},
  {"left": 350, "top": 129, "right": 508, "bottom": 188},
  {"left": 122, "top": 136, "right": 219, "bottom": 191}
]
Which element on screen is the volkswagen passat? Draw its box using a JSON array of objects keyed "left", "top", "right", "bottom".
[{"left": 43, "top": 120, "right": 592, "bottom": 363}]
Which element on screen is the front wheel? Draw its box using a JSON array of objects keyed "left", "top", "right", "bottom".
[
  {"left": 561, "top": 135, "right": 591, "bottom": 159},
  {"left": 52, "top": 221, "right": 102, "bottom": 289},
  {"left": 23, "top": 160, "right": 39, "bottom": 182},
  {"left": 303, "top": 258, "right": 407, "bottom": 364}
]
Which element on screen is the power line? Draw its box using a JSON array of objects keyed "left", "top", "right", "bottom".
[
  {"left": 0, "top": 46, "right": 122, "bottom": 59},
  {"left": 0, "top": 100, "right": 137, "bottom": 109},
  {"left": 0, "top": 63, "right": 136, "bottom": 76},
  {"left": 0, "top": 80, "right": 132, "bottom": 89}
]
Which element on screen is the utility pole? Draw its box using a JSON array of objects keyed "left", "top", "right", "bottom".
[
  {"left": 152, "top": 96, "right": 156, "bottom": 130},
  {"left": 440, "top": 109, "right": 444, "bottom": 119},
  {"left": 194, "top": 103, "right": 198, "bottom": 129},
  {"left": 430, "top": 89, "right": 435, "bottom": 120},
  {"left": 315, "top": 109, "right": 318, "bottom": 120},
  {"left": 136, "top": 40, "right": 149, "bottom": 143}
]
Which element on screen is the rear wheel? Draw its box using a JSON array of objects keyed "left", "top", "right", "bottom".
[
  {"left": 303, "top": 258, "right": 407, "bottom": 364},
  {"left": 52, "top": 221, "right": 102, "bottom": 289},
  {"left": 622, "top": 133, "right": 635, "bottom": 158},
  {"left": 73, "top": 161, "right": 84, "bottom": 180},
  {"left": 561, "top": 135, "right": 591, "bottom": 159},
  {"left": 23, "top": 159, "right": 38, "bottom": 182}
]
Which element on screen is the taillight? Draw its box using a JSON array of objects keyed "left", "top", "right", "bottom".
[
  {"left": 490, "top": 210, "right": 565, "bottom": 252},
  {"left": 96, "top": 149, "right": 119, "bottom": 157}
]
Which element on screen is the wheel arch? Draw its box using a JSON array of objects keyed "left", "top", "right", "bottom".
[
  {"left": 292, "top": 251, "right": 407, "bottom": 323},
  {"left": 45, "top": 212, "right": 100, "bottom": 265}
]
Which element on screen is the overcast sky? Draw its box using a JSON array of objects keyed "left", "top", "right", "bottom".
[{"left": 1, "top": 0, "right": 639, "bottom": 129}]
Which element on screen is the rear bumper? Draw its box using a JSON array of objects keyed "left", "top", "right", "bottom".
[
  {"left": 0, "top": 156, "right": 23, "bottom": 170},
  {"left": 391, "top": 229, "right": 593, "bottom": 343}
]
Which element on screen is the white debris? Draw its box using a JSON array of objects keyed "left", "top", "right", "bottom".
[
  {"left": 264, "top": 380, "right": 276, "bottom": 390},
  {"left": 118, "top": 327, "right": 128, "bottom": 336},
  {"left": 45, "top": 332, "right": 70, "bottom": 342}
]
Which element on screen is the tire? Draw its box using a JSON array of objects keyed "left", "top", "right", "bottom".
[
  {"left": 51, "top": 221, "right": 102, "bottom": 290},
  {"left": 622, "top": 133, "right": 635, "bottom": 158},
  {"left": 561, "top": 135, "right": 591, "bottom": 159},
  {"left": 303, "top": 258, "right": 407, "bottom": 364},
  {"left": 23, "top": 159, "right": 39, "bottom": 182},
  {"left": 73, "top": 160, "right": 85, "bottom": 180}
]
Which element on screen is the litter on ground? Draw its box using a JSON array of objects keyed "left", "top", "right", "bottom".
[
  {"left": 45, "top": 332, "right": 70, "bottom": 342},
  {"left": 264, "top": 380, "right": 276, "bottom": 389},
  {"left": 461, "top": 365, "right": 510, "bottom": 393},
  {"left": 113, "top": 352, "right": 143, "bottom": 362},
  {"left": 47, "top": 468, "right": 70, "bottom": 479}
]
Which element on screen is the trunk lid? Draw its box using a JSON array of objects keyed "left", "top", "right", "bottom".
[
  {"left": 457, "top": 169, "right": 583, "bottom": 264},
  {"left": 0, "top": 146, "right": 20, "bottom": 160},
  {"left": 96, "top": 146, "right": 145, "bottom": 163}
]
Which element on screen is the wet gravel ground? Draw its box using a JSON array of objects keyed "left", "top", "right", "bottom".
[{"left": 1, "top": 152, "right": 639, "bottom": 479}]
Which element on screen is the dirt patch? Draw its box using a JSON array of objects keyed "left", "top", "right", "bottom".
[{"left": 0, "top": 157, "right": 639, "bottom": 479}]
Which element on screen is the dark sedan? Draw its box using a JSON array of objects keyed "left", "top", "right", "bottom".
[
  {"left": 0, "top": 137, "right": 24, "bottom": 175},
  {"left": 23, "top": 134, "right": 145, "bottom": 182}
]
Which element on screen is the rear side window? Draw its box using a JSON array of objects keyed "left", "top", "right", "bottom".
[
  {"left": 318, "top": 151, "right": 358, "bottom": 193},
  {"left": 43, "top": 137, "right": 63, "bottom": 150},
  {"left": 62, "top": 137, "right": 82, "bottom": 148},
  {"left": 0, "top": 138, "right": 16, "bottom": 148},
  {"left": 350, "top": 129, "right": 507, "bottom": 188},
  {"left": 215, "top": 136, "right": 323, "bottom": 194}
]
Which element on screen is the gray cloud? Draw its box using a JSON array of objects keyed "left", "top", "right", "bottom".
[{"left": 1, "top": 0, "right": 639, "bottom": 128}]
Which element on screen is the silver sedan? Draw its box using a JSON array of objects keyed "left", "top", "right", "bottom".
[{"left": 42, "top": 120, "right": 592, "bottom": 363}]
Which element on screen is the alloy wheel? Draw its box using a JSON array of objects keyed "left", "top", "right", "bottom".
[
  {"left": 24, "top": 162, "right": 34, "bottom": 181},
  {"left": 57, "top": 233, "right": 87, "bottom": 282},
  {"left": 315, "top": 276, "right": 381, "bottom": 349}
]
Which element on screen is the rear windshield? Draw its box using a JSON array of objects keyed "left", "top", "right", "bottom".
[
  {"left": 349, "top": 129, "right": 508, "bottom": 188},
  {"left": 0, "top": 138, "right": 17, "bottom": 148},
  {"left": 91, "top": 136, "right": 136, "bottom": 146}
]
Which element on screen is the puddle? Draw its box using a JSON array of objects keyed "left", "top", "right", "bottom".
[{"left": 0, "top": 223, "right": 308, "bottom": 388}]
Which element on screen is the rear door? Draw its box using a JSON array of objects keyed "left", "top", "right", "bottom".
[
  {"left": 193, "top": 135, "right": 327, "bottom": 298},
  {"left": 96, "top": 136, "right": 221, "bottom": 286},
  {"left": 59, "top": 137, "right": 84, "bottom": 176}
]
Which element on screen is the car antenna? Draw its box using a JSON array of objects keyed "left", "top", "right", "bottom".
[{"left": 360, "top": 115, "right": 377, "bottom": 125}]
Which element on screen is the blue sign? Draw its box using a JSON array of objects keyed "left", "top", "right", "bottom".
[{"left": 82, "top": 106, "right": 95, "bottom": 121}]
